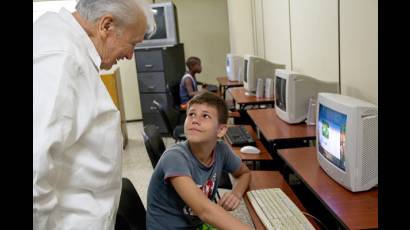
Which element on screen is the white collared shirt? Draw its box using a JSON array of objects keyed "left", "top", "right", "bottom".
[{"left": 33, "top": 8, "right": 123, "bottom": 230}]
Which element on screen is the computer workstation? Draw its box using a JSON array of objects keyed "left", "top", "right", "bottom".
[
  {"left": 247, "top": 108, "right": 316, "bottom": 152},
  {"left": 216, "top": 76, "right": 243, "bottom": 100},
  {"left": 278, "top": 147, "right": 378, "bottom": 230},
  {"left": 276, "top": 93, "right": 378, "bottom": 229},
  {"left": 247, "top": 70, "right": 339, "bottom": 150},
  {"left": 224, "top": 54, "right": 286, "bottom": 109},
  {"left": 224, "top": 125, "right": 272, "bottom": 170},
  {"left": 220, "top": 53, "right": 378, "bottom": 229}
]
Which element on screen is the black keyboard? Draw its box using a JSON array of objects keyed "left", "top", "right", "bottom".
[
  {"left": 225, "top": 126, "right": 256, "bottom": 147},
  {"left": 206, "top": 84, "right": 218, "bottom": 93}
]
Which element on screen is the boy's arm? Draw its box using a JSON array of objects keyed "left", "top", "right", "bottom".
[
  {"left": 184, "top": 78, "right": 206, "bottom": 97},
  {"left": 169, "top": 176, "right": 252, "bottom": 230},
  {"left": 184, "top": 78, "right": 198, "bottom": 97},
  {"left": 218, "top": 163, "right": 251, "bottom": 211}
]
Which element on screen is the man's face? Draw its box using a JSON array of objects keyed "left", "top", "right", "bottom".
[
  {"left": 184, "top": 103, "right": 226, "bottom": 144},
  {"left": 99, "top": 14, "right": 146, "bottom": 70}
]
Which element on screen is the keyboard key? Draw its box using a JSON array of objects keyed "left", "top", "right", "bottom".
[{"left": 225, "top": 126, "right": 256, "bottom": 147}]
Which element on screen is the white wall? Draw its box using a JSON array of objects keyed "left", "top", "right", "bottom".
[
  {"left": 340, "top": 0, "right": 378, "bottom": 104},
  {"left": 261, "top": 0, "right": 291, "bottom": 68},
  {"left": 290, "top": 0, "right": 339, "bottom": 83},
  {"left": 227, "top": 0, "right": 255, "bottom": 56}
]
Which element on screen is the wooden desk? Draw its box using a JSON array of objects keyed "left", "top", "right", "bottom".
[
  {"left": 228, "top": 87, "right": 274, "bottom": 110},
  {"left": 216, "top": 76, "right": 243, "bottom": 99},
  {"left": 247, "top": 108, "right": 315, "bottom": 150},
  {"left": 277, "top": 147, "right": 378, "bottom": 230},
  {"left": 224, "top": 125, "right": 272, "bottom": 169},
  {"left": 244, "top": 171, "right": 319, "bottom": 229}
]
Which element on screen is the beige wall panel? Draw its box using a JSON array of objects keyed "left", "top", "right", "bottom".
[
  {"left": 227, "top": 0, "right": 255, "bottom": 56},
  {"left": 340, "top": 0, "right": 378, "bottom": 105},
  {"left": 262, "top": 0, "right": 291, "bottom": 68},
  {"left": 290, "top": 0, "right": 339, "bottom": 83}
]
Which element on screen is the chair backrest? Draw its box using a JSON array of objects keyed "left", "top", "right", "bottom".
[
  {"left": 142, "top": 124, "right": 166, "bottom": 168},
  {"left": 166, "top": 83, "right": 181, "bottom": 109},
  {"left": 115, "top": 177, "right": 146, "bottom": 230},
  {"left": 152, "top": 99, "right": 183, "bottom": 137}
]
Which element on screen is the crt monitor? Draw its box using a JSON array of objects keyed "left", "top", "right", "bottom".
[
  {"left": 136, "top": 2, "right": 179, "bottom": 48},
  {"left": 316, "top": 93, "right": 378, "bottom": 192},
  {"left": 226, "top": 54, "right": 244, "bottom": 82},
  {"left": 275, "top": 69, "right": 339, "bottom": 124},
  {"left": 243, "top": 55, "right": 285, "bottom": 94}
]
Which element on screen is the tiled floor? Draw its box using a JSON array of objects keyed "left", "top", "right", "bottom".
[{"left": 122, "top": 121, "right": 254, "bottom": 228}]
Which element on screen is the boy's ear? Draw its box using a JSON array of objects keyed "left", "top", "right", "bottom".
[{"left": 216, "top": 124, "right": 227, "bottom": 138}]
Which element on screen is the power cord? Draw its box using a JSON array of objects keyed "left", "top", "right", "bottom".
[{"left": 302, "top": 211, "right": 329, "bottom": 230}]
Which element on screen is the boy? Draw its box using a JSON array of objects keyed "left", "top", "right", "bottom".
[
  {"left": 179, "top": 56, "right": 207, "bottom": 109},
  {"left": 147, "top": 92, "right": 252, "bottom": 230}
]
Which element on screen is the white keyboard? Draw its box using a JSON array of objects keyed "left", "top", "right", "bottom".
[{"left": 247, "top": 188, "right": 315, "bottom": 230}]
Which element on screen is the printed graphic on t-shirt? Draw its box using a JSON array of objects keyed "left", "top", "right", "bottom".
[{"left": 183, "top": 173, "right": 217, "bottom": 216}]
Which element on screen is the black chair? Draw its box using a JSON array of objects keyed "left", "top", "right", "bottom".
[
  {"left": 166, "top": 83, "right": 187, "bottom": 123},
  {"left": 115, "top": 177, "right": 146, "bottom": 230},
  {"left": 152, "top": 100, "right": 186, "bottom": 142},
  {"left": 142, "top": 125, "right": 166, "bottom": 168}
]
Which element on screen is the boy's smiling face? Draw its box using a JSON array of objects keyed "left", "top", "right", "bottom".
[{"left": 184, "top": 103, "right": 226, "bottom": 144}]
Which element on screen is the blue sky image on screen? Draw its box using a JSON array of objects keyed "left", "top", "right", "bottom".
[{"left": 318, "top": 104, "right": 347, "bottom": 171}]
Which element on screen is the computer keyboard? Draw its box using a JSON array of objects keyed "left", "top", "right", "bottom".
[
  {"left": 247, "top": 188, "right": 315, "bottom": 230},
  {"left": 225, "top": 125, "right": 256, "bottom": 147},
  {"left": 206, "top": 84, "right": 218, "bottom": 93}
]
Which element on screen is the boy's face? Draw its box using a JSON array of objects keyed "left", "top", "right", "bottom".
[
  {"left": 184, "top": 103, "right": 226, "bottom": 144},
  {"left": 191, "top": 62, "right": 202, "bottom": 74}
]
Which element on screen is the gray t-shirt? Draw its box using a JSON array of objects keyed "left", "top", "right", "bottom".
[{"left": 146, "top": 140, "right": 242, "bottom": 229}]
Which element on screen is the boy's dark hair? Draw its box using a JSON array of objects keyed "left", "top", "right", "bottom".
[
  {"left": 186, "top": 56, "right": 201, "bottom": 70},
  {"left": 188, "top": 91, "right": 229, "bottom": 124}
]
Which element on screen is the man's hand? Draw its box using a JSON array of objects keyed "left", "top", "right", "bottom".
[{"left": 217, "top": 191, "right": 241, "bottom": 211}]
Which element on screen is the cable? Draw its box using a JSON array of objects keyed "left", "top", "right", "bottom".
[{"left": 301, "top": 211, "right": 329, "bottom": 230}]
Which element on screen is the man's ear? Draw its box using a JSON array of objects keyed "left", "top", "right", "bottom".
[
  {"left": 216, "top": 124, "right": 227, "bottom": 139},
  {"left": 98, "top": 14, "right": 115, "bottom": 38}
]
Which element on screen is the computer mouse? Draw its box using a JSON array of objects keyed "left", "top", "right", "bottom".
[{"left": 240, "top": 145, "right": 260, "bottom": 154}]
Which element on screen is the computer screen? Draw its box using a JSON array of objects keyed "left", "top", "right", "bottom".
[
  {"left": 226, "top": 54, "right": 244, "bottom": 82},
  {"left": 242, "top": 55, "right": 285, "bottom": 94},
  {"left": 136, "top": 2, "right": 179, "bottom": 48},
  {"left": 316, "top": 93, "right": 378, "bottom": 192},
  {"left": 318, "top": 104, "right": 347, "bottom": 171},
  {"left": 275, "top": 75, "right": 287, "bottom": 111},
  {"left": 275, "top": 69, "right": 338, "bottom": 124},
  {"left": 147, "top": 7, "right": 167, "bottom": 40}
]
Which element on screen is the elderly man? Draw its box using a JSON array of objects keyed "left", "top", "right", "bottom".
[{"left": 33, "top": 0, "right": 155, "bottom": 229}]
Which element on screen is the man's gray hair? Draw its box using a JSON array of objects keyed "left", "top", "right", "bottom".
[{"left": 76, "top": 0, "right": 156, "bottom": 37}]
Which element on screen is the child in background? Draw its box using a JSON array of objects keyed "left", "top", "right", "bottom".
[{"left": 179, "top": 56, "right": 208, "bottom": 109}]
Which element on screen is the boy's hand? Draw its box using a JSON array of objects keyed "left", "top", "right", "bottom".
[{"left": 217, "top": 191, "right": 241, "bottom": 211}]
